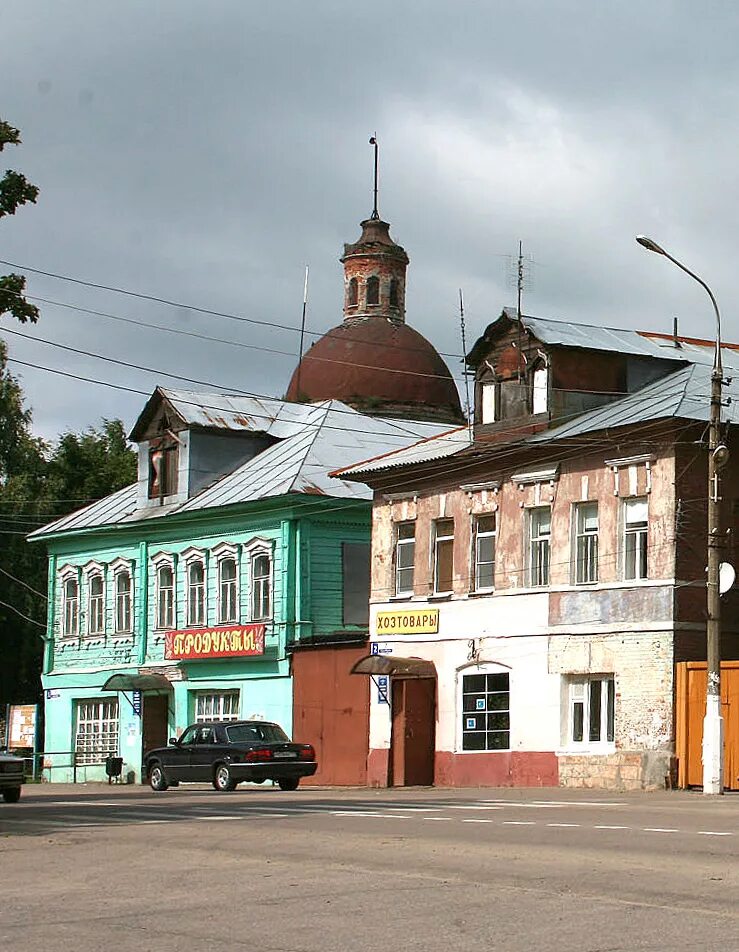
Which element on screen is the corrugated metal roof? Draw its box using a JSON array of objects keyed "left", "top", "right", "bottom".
[
  {"left": 335, "top": 426, "right": 472, "bottom": 477},
  {"left": 30, "top": 398, "right": 444, "bottom": 539}
]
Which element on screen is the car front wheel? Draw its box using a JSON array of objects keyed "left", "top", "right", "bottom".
[
  {"left": 148, "top": 764, "right": 169, "bottom": 792},
  {"left": 277, "top": 778, "right": 300, "bottom": 791},
  {"left": 2, "top": 786, "right": 21, "bottom": 803},
  {"left": 213, "top": 764, "right": 237, "bottom": 792}
]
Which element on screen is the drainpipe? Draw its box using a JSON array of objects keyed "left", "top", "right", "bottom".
[
  {"left": 43, "top": 554, "right": 56, "bottom": 674},
  {"left": 136, "top": 541, "right": 148, "bottom": 665}
]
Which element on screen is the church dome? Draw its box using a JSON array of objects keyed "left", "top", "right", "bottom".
[
  {"left": 286, "top": 214, "right": 464, "bottom": 424},
  {"left": 286, "top": 315, "right": 464, "bottom": 423}
]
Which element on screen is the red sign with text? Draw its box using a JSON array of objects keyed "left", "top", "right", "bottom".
[{"left": 164, "top": 624, "right": 265, "bottom": 661}]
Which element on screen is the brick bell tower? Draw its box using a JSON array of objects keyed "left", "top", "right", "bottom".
[{"left": 340, "top": 216, "right": 409, "bottom": 323}]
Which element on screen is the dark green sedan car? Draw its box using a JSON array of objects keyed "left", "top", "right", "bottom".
[{"left": 144, "top": 720, "right": 317, "bottom": 792}]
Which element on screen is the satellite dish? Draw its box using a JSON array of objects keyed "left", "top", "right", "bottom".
[{"left": 719, "top": 562, "right": 736, "bottom": 596}]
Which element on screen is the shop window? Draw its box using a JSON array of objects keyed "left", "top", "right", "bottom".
[
  {"left": 433, "top": 519, "right": 454, "bottom": 593},
  {"left": 527, "top": 506, "right": 551, "bottom": 587},
  {"left": 366, "top": 275, "right": 380, "bottom": 306},
  {"left": 114, "top": 569, "right": 133, "bottom": 633},
  {"left": 348, "top": 277, "right": 358, "bottom": 306},
  {"left": 87, "top": 572, "right": 105, "bottom": 635},
  {"left": 75, "top": 699, "right": 119, "bottom": 765},
  {"left": 573, "top": 502, "right": 599, "bottom": 585},
  {"left": 62, "top": 574, "right": 80, "bottom": 637},
  {"left": 155, "top": 562, "right": 175, "bottom": 629},
  {"left": 623, "top": 497, "right": 648, "bottom": 580},
  {"left": 148, "top": 439, "right": 178, "bottom": 499},
  {"left": 473, "top": 515, "right": 496, "bottom": 591},
  {"left": 568, "top": 676, "right": 615, "bottom": 746},
  {"left": 342, "top": 541, "right": 370, "bottom": 625},
  {"left": 460, "top": 670, "right": 510, "bottom": 751},
  {"left": 186, "top": 559, "right": 206, "bottom": 627},
  {"left": 218, "top": 556, "right": 238, "bottom": 624},
  {"left": 195, "top": 691, "right": 240, "bottom": 722},
  {"left": 251, "top": 552, "right": 272, "bottom": 621},
  {"left": 394, "top": 522, "right": 415, "bottom": 596}
]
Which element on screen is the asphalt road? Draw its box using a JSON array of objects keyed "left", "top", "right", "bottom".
[{"left": 2, "top": 784, "right": 739, "bottom": 951}]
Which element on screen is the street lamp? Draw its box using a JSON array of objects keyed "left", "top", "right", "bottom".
[{"left": 636, "top": 235, "right": 725, "bottom": 795}]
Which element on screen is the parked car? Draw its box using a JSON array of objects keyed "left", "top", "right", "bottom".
[
  {"left": 0, "top": 750, "right": 25, "bottom": 803},
  {"left": 144, "top": 720, "right": 317, "bottom": 792}
]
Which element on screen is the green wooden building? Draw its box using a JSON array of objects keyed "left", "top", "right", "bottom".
[{"left": 30, "top": 388, "right": 439, "bottom": 783}]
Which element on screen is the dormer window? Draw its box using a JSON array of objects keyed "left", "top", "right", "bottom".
[
  {"left": 348, "top": 277, "right": 358, "bottom": 307},
  {"left": 481, "top": 380, "right": 497, "bottom": 424},
  {"left": 532, "top": 362, "right": 549, "bottom": 415},
  {"left": 366, "top": 275, "right": 380, "bottom": 306},
  {"left": 148, "top": 436, "right": 178, "bottom": 500}
]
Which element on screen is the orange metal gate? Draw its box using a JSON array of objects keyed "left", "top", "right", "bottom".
[{"left": 675, "top": 661, "right": 739, "bottom": 790}]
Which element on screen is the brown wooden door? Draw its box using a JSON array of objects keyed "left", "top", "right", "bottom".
[
  {"left": 391, "top": 678, "right": 436, "bottom": 786},
  {"left": 676, "top": 662, "right": 739, "bottom": 790},
  {"left": 142, "top": 694, "right": 169, "bottom": 756}
]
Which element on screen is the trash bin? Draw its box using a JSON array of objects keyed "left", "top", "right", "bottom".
[{"left": 105, "top": 755, "right": 123, "bottom": 784}]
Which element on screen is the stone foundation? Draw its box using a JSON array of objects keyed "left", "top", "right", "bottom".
[{"left": 558, "top": 750, "right": 673, "bottom": 791}]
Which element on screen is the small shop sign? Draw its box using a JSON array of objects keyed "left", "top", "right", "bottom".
[
  {"left": 164, "top": 624, "right": 266, "bottom": 660},
  {"left": 375, "top": 608, "right": 439, "bottom": 635}
]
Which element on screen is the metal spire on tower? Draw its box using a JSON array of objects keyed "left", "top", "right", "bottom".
[{"left": 369, "top": 135, "right": 379, "bottom": 220}]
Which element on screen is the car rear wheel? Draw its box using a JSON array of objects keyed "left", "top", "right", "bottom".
[
  {"left": 2, "top": 786, "right": 21, "bottom": 803},
  {"left": 148, "top": 764, "right": 169, "bottom": 792},
  {"left": 277, "top": 778, "right": 300, "bottom": 791},
  {"left": 213, "top": 764, "right": 237, "bottom": 792}
]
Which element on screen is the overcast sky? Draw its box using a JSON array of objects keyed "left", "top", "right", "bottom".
[{"left": 3, "top": 1, "right": 739, "bottom": 441}]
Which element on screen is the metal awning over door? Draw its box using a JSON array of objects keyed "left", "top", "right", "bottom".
[
  {"left": 350, "top": 655, "right": 436, "bottom": 679},
  {"left": 101, "top": 673, "right": 174, "bottom": 693}
]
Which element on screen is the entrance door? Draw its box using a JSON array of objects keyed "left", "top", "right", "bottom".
[
  {"left": 390, "top": 678, "right": 436, "bottom": 786},
  {"left": 142, "top": 694, "right": 170, "bottom": 755}
]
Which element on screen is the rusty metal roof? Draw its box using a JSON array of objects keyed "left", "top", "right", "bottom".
[
  {"left": 30, "top": 398, "right": 443, "bottom": 539},
  {"left": 334, "top": 425, "right": 472, "bottom": 478}
]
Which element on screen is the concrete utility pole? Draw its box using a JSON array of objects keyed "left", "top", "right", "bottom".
[{"left": 636, "top": 235, "right": 725, "bottom": 795}]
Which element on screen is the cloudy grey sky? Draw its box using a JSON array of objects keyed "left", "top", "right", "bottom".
[{"left": 3, "top": 1, "right": 739, "bottom": 441}]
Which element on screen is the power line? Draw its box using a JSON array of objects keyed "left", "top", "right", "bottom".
[
  {"left": 0, "top": 597, "right": 47, "bottom": 631},
  {"left": 0, "top": 256, "right": 467, "bottom": 363},
  {"left": 0, "top": 566, "right": 48, "bottom": 600}
]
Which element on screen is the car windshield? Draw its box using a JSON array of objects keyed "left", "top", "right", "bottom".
[{"left": 225, "top": 723, "right": 290, "bottom": 744}]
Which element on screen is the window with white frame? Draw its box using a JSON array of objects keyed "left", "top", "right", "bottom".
[
  {"left": 574, "top": 502, "right": 599, "bottom": 585},
  {"left": 623, "top": 496, "right": 648, "bottom": 580},
  {"left": 473, "top": 514, "right": 496, "bottom": 591},
  {"left": 567, "top": 676, "right": 615, "bottom": 746},
  {"left": 251, "top": 552, "right": 271, "bottom": 621},
  {"left": 218, "top": 556, "right": 238, "bottom": 624},
  {"left": 195, "top": 691, "right": 240, "bottom": 722},
  {"left": 480, "top": 380, "right": 497, "bottom": 424},
  {"left": 460, "top": 670, "right": 510, "bottom": 751},
  {"left": 61, "top": 573, "right": 80, "bottom": 637},
  {"left": 394, "top": 522, "right": 415, "bottom": 596},
  {"left": 527, "top": 506, "right": 551, "bottom": 587},
  {"left": 532, "top": 364, "right": 549, "bottom": 414},
  {"left": 75, "top": 699, "right": 119, "bottom": 764},
  {"left": 433, "top": 518, "right": 454, "bottom": 593},
  {"left": 87, "top": 571, "right": 105, "bottom": 635},
  {"left": 114, "top": 569, "right": 133, "bottom": 633},
  {"left": 155, "top": 561, "right": 175, "bottom": 629},
  {"left": 186, "top": 558, "right": 206, "bottom": 626}
]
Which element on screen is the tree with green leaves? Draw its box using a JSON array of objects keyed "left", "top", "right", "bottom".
[
  {"left": 0, "top": 345, "right": 137, "bottom": 707},
  {"left": 0, "top": 118, "right": 39, "bottom": 324}
]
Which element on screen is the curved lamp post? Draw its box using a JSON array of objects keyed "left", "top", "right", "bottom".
[{"left": 636, "top": 235, "right": 725, "bottom": 795}]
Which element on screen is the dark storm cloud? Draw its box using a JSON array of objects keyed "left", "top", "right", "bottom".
[{"left": 3, "top": 1, "right": 739, "bottom": 438}]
